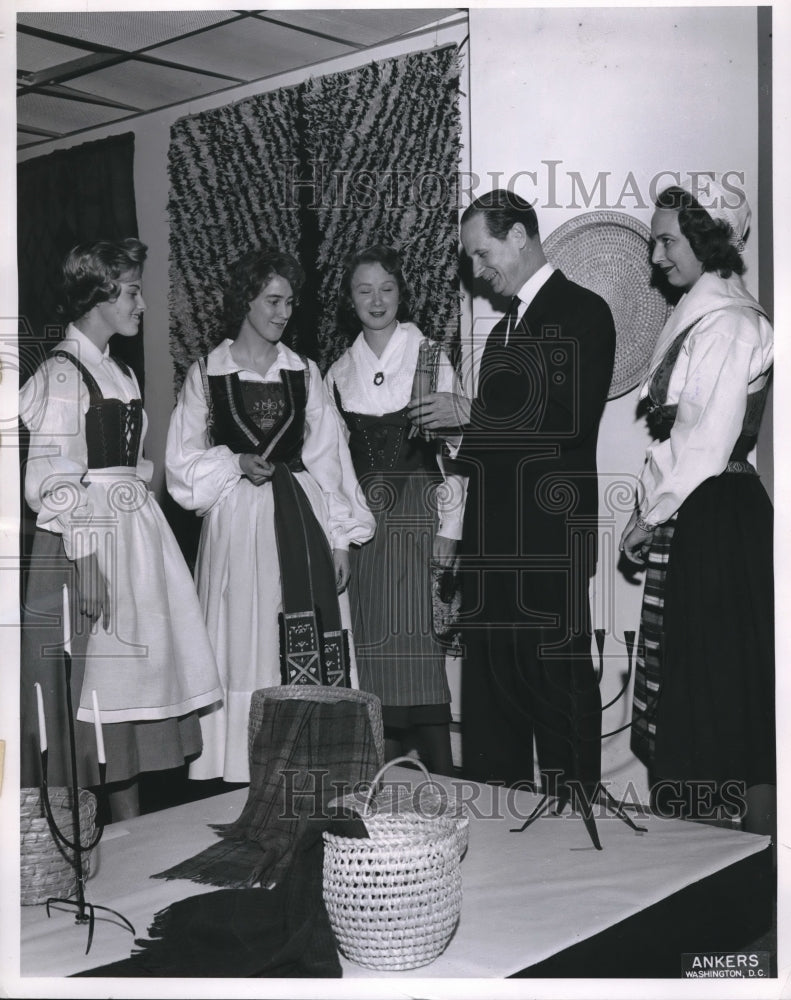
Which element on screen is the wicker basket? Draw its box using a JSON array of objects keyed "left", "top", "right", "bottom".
[
  {"left": 333, "top": 755, "right": 469, "bottom": 856},
  {"left": 322, "top": 757, "right": 466, "bottom": 970},
  {"left": 20, "top": 787, "right": 97, "bottom": 906},
  {"left": 543, "top": 210, "right": 672, "bottom": 399}
]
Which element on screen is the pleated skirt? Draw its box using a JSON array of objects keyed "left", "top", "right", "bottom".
[{"left": 348, "top": 473, "right": 450, "bottom": 710}]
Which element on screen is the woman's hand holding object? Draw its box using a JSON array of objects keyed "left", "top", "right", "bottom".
[{"left": 240, "top": 454, "right": 275, "bottom": 486}]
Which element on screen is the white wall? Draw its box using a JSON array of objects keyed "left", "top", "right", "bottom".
[{"left": 465, "top": 6, "right": 760, "bottom": 796}]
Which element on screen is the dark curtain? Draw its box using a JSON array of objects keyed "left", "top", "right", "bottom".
[
  {"left": 17, "top": 132, "right": 141, "bottom": 561},
  {"left": 17, "top": 132, "right": 142, "bottom": 388}
]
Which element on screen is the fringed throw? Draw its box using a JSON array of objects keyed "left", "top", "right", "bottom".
[{"left": 76, "top": 818, "right": 341, "bottom": 979}]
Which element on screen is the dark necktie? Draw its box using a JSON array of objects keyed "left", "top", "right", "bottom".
[
  {"left": 502, "top": 295, "right": 521, "bottom": 346},
  {"left": 484, "top": 295, "right": 521, "bottom": 356},
  {"left": 476, "top": 295, "right": 522, "bottom": 399}
]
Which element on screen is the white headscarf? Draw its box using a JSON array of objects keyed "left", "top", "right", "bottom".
[{"left": 668, "top": 175, "right": 752, "bottom": 254}]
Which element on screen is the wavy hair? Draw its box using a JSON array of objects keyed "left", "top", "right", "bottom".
[
  {"left": 57, "top": 238, "right": 148, "bottom": 324},
  {"left": 335, "top": 243, "right": 412, "bottom": 345},
  {"left": 223, "top": 247, "right": 304, "bottom": 342},
  {"left": 655, "top": 187, "right": 745, "bottom": 278}
]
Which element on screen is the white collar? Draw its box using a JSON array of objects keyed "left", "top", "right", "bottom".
[
  {"left": 350, "top": 322, "right": 421, "bottom": 374},
  {"left": 513, "top": 263, "right": 555, "bottom": 313},
  {"left": 62, "top": 323, "right": 112, "bottom": 366},
  {"left": 207, "top": 339, "right": 305, "bottom": 378}
]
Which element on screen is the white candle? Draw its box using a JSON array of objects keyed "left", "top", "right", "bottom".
[
  {"left": 62, "top": 583, "right": 71, "bottom": 656},
  {"left": 34, "top": 682, "right": 47, "bottom": 753},
  {"left": 91, "top": 689, "right": 106, "bottom": 765}
]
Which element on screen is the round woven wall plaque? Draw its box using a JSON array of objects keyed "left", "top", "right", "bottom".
[{"left": 543, "top": 211, "right": 671, "bottom": 399}]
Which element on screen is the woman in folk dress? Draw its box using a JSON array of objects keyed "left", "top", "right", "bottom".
[
  {"left": 20, "top": 239, "right": 222, "bottom": 820},
  {"left": 166, "top": 248, "right": 374, "bottom": 783},
  {"left": 324, "top": 244, "right": 466, "bottom": 774},
  {"left": 621, "top": 179, "right": 774, "bottom": 838}
]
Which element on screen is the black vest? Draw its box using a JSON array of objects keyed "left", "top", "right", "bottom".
[
  {"left": 51, "top": 350, "right": 142, "bottom": 468},
  {"left": 204, "top": 364, "right": 308, "bottom": 468}
]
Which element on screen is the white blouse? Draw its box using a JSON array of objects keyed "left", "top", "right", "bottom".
[
  {"left": 324, "top": 322, "right": 467, "bottom": 540},
  {"left": 166, "top": 339, "right": 375, "bottom": 550},
  {"left": 19, "top": 324, "right": 153, "bottom": 560},
  {"left": 637, "top": 272, "right": 773, "bottom": 527}
]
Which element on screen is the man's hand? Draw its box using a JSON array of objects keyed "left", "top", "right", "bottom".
[
  {"left": 74, "top": 552, "right": 110, "bottom": 630},
  {"left": 407, "top": 392, "right": 471, "bottom": 434},
  {"left": 240, "top": 454, "right": 275, "bottom": 486}
]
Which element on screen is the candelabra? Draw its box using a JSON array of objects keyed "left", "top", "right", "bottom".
[{"left": 34, "top": 585, "right": 135, "bottom": 954}]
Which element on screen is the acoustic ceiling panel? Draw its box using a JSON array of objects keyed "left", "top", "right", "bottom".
[
  {"left": 67, "top": 60, "right": 241, "bottom": 112},
  {"left": 18, "top": 91, "right": 130, "bottom": 136},
  {"left": 17, "top": 9, "right": 464, "bottom": 150},
  {"left": 153, "top": 16, "right": 358, "bottom": 82},
  {"left": 263, "top": 9, "right": 453, "bottom": 46},
  {"left": 17, "top": 10, "right": 239, "bottom": 52},
  {"left": 17, "top": 31, "right": 93, "bottom": 74}
]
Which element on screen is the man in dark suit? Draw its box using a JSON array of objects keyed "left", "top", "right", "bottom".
[{"left": 409, "top": 190, "right": 615, "bottom": 796}]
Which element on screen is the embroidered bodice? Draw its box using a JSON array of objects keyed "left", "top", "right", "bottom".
[{"left": 204, "top": 366, "right": 307, "bottom": 469}]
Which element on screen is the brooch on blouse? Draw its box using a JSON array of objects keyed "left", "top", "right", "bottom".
[{"left": 373, "top": 372, "right": 384, "bottom": 386}]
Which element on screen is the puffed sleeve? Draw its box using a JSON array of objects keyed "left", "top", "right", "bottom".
[
  {"left": 303, "top": 359, "right": 375, "bottom": 549},
  {"left": 20, "top": 357, "right": 96, "bottom": 559},
  {"left": 638, "top": 309, "right": 764, "bottom": 526},
  {"left": 165, "top": 361, "right": 244, "bottom": 516},
  {"left": 434, "top": 347, "right": 467, "bottom": 540}
]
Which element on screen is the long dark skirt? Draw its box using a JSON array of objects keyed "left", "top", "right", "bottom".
[
  {"left": 348, "top": 473, "right": 450, "bottom": 710},
  {"left": 650, "top": 471, "right": 775, "bottom": 795},
  {"left": 20, "top": 529, "right": 202, "bottom": 789}
]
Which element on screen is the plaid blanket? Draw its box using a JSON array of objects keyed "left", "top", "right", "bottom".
[{"left": 154, "top": 694, "right": 380, "bottom": 888}]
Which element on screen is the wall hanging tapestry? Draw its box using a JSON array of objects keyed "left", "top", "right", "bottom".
[{"left": 167, "top": 45, "right": 461, "bottom": 389}]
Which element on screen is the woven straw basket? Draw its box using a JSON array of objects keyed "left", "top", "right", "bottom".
[
  {"left": 323, "top": 757, "right": 466, "bottom": 970},
  {"left": 543, "top": 210, "right": 672, "bottom": 399},
  {"left": 20, "top": 786, "right": 97, "bottom": 906}
]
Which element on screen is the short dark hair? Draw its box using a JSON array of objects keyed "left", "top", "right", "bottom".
[
  {"left": 58, "top": 238, "right": 148, "bottom": 323},
  {"left": 335, "top": 243, "right": 412, "bottom": 342},
  {"left": 223, "top": 247, "right": 304, "bottom": 341},
  {"left": 655, "top": 186, "right": 745, "bottom": 278},
  {"left": 461, "top": 189, "right": 540, "bottom": 241}
]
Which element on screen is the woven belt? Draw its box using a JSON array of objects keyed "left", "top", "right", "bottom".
[{"left": 725, "top": 460, "right": 757, "bottom": 475}]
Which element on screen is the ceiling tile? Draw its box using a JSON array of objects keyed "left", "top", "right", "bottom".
[
  {"left": 16, "top": 9, "right": 464, "bottom": 151},
  {"left": 262, "top": 9, "right": 453, "bottom": 47},
  {"left": 17, "top": 10, "right": 240, "bottom": 53},
  {"left": 65, "top": 60, "right": 242, "bottom": 112},
  {"left": 17, "top": 32, "right": 93, "bottom": 74},
  {"left": 17, "top": 91, "right": 130, "bottom": 136},
  {"left": 154, "top": 17, "right": 357, "bottom": 83}
]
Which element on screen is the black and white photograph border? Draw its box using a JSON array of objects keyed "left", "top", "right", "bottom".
[{"left": 1, "top": 1, "right": 789, "bottom": 998}]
